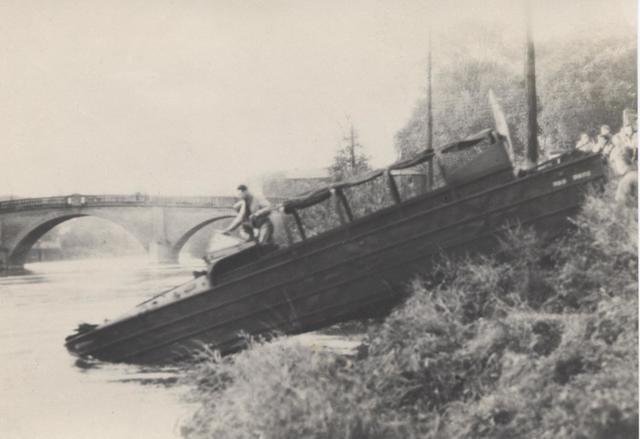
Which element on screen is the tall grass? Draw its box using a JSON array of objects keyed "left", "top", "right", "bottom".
[{"left": 180, "top": 181, "right": 637, "bottom": 439}]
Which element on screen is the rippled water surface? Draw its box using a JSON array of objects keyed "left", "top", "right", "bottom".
[{"left": 0, "top": 256, "right": 205, "bottom": 439}]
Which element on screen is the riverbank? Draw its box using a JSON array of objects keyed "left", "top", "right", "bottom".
[{"left": 179, "top": 182, "right": 637, "bottom": 439}]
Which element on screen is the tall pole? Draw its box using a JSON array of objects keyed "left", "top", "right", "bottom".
[
  {"left": 349, "top": 124, "right": 357, "bottom": 170},
  {"left": 524, "top": 0, "right": 538, "bottom": 168},
  {"left": 426, "top": 28, "right": 434, "bottom": 190}
]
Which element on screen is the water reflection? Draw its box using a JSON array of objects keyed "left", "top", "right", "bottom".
[{"left": 0, "top": 256, "right": 202, "bottom": 439}]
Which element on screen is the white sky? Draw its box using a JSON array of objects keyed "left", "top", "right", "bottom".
[{"left": 0, "top": 0, "right": 635, "bottom": 197}]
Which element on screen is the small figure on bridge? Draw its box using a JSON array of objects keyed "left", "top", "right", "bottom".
[{"left": 223, "top": 185, "right": 274, "bottom": 245}]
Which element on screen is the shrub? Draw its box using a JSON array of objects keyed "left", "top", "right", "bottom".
[{"left": 180, "top": 341, "right": 421, "bottom": 439}]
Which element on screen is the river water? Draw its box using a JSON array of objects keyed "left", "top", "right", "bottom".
[
  {"left": 0, "top": 255, "right": 361, "bottom": 439},
  {"left": 0, "top": 256, "right": 202, "bottom": 439}
]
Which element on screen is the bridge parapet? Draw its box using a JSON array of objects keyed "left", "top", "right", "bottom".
[
  {"left": 0, "top": 194, "right": 243, "bottom": 212},
  {"left": 0, "top": 196, "right": 69, "bottom": 211},
  {"left": 0, "top": 193, "right": 286, "bottom": 271}
]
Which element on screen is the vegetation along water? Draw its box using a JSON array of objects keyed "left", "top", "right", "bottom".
[{"left": 179, "top": 181, "right": 637, "bottom": 439}]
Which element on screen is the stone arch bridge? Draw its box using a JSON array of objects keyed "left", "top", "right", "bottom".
[{"left": 0, "top": 194, "right": 248, "bottom": 270}]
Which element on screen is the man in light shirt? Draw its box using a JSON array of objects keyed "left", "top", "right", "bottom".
[
  {"left": 575, "top": 132, "right": 594, "bottom": 153},
  {"left": 223, "top": 185, "right": 274, "bottom": 245},
  {"left": 608, "top": 124, "right": 638, "bottom": 204}
]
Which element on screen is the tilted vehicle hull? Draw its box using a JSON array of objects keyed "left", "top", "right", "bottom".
[{"left": 65, "top": 142, "right": 604, "bottom": 365}]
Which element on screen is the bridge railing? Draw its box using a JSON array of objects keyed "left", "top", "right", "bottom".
[
  {"left": 0, "top": 194, "right": 286, "bottom": 212},
  {"left": 0, "top": 194, "right": 273, "bottom": 211},
  {"left": 83, "top": 194, "right": 141, "bottom": 204},
  {"left": 0, "top": 196, "right": 69, "bottom": 211},
  {"left": 148, "top": 195, "right": 237, "bottom": 207}
]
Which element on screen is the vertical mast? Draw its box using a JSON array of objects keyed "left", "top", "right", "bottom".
[
  {"left": 349, "top": 124, "right": 357, "bottom": 170},
  {"left": 524, "top": 0, "right": 539, "bottom": 168},
  {"left": 426, "top": 28, "right": 434, "bottom": 190}
]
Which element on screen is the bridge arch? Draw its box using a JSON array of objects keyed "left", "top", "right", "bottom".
[
  {"left": 7, "top": 213, "right": 148, "bottom": 268},
  {"left": 171, "top": 215, "right": 235, "bottom": 258},
  {"left": 0, "top": 195, "right": 244, "bottom": 271}
]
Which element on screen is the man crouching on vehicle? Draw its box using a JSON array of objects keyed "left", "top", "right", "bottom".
[{"left": 222, "top": 184, "right": 274, "bottom": 245}]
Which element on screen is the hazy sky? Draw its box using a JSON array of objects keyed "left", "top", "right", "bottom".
[{"left": 0, "top": 0, "right": 635, "bottom": 197}]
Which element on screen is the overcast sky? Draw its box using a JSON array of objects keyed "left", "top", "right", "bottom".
[{"left": 0, "top": 0, "right": 635, "bottom": 197}]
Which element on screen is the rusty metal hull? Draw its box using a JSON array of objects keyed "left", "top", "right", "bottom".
[{"left": 65, "top": 153, "right": 604, "bottom": 364}]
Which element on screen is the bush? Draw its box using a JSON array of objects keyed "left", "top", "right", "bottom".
[
  {"left": 180, "top": 183, "right": 637, "bottom": 439},
  {"left": 180, "top": 342, "right": 418, "bottom": 439}
]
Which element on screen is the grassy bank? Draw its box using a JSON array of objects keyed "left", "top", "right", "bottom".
[{"left": 179, "top": 183, "right": 638, "bottom": 439}]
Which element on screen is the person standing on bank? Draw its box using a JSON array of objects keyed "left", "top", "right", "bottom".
[
  {"left": 575, "top": 132, "right": 595, "bottom": 153},
  {"left": 223, "top": 184, "right": 274, "bottom": 245},
  {"left": 593, "top": 125, "right": 614, "bottom": 156}
]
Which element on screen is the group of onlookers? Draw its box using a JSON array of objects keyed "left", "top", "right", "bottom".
[{"left": 575, "top": 118, "right": 637, "bottom": 203}]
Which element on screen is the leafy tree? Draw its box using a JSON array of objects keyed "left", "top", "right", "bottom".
[
  {"left": 329, "top": 123, "right": 371, "bottom": 180},
  {"left": 537, "top": 36, "right": 637, "bottom": 150},
  {"left": 395, "top": 23, "right": 636, "bottom": 162},
  {"left": 395, "top": 24, "right": 527, "bottom": 160}
]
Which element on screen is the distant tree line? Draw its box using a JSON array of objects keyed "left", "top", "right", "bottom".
[
  {"left": 394, "top": 26, "right": 637, "bottom": 161},
  {"left": 32, "top": 218, "right": 143, "bottom": 260}
]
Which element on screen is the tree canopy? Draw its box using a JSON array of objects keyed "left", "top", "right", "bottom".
[
  {"left": 329, "top": 124, "right": 371, "bottom": 180},
  {"left": 395, "top": 24, "right": 637, "bottom": 162}
]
